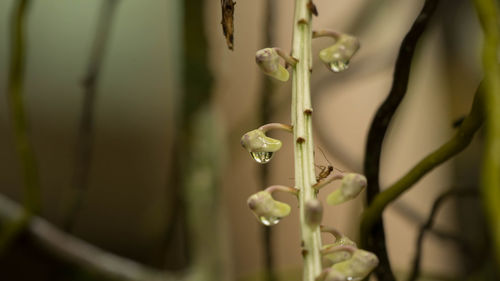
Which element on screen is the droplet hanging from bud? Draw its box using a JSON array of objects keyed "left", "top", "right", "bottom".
[
  {"left": 241, "top": 129, "right": 282, "bottom": 164},
  {"left": 327, "top": 173, "right": 367, "bottom": 205},
  {"left": 247, "top": 191, "right": 291, "bottom": 226},
  {"left": 319, "top": 34, "right": 360, "bottom": 73},
  {"left": 250, "top": 151, "right": 274, "bottom": 164}
]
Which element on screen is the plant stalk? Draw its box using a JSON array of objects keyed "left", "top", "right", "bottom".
[
  {"left": 291, "top": 1, "right": 322, "bottom": 280},
  {"left": 1, "top": 0, "right": 39, "bottom": 252},
  {"left": 472, "top": 0, "right": 500, "bottom": 269}
]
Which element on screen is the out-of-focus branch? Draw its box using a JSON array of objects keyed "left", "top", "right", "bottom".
[
  {"left": 3, "top": 0, "right": 39, "bottom": 252},
  {"left": 472, "top": 0, "right": 500, "bottom": 270},
  {"left": 361, "top": 0, "right": 440, "bottom": 279},
  {"left": 259, "top": 0, "right": 277, "bottom": 280},
  {"left": 407, "top": 188, "right": 477, "bottom": 281},
  {"left": 0, "top": 192, "right": 177, "bottom": 281},
  {"left": 360, "top": 86, "right": 483, "bottom": 251},
  {"left": 64, "top": 0, "right": 121, "bottom": 232}
]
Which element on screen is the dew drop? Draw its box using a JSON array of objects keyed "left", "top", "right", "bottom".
[
  {"left": 328, "top": 60, "right": 349, "bottom": 73},
  {"left": 259, "top": 216, "right": 280, "bottom": 226},
  {"left": 250, "top": 151, "right": 274, "bottom": 164}
]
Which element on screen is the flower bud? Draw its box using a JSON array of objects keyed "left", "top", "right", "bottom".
[
  {"left": 324, "top": 249, "right": 379, "bottom": 281},
  {"left": 319, "top": 34, "right": 360, "bottom": 73},
  {"left": 256, "top": 48, "right": 290, "bottom": 82},
  {"left": 241, "top": 129, "right": 282, "bottom": 164},
  {"left": 247, "top": 191, "right": 291, "bottom": 226},
  {"left": 322, "top": 236, "right": 357, "bottom": 265},
  {"left": 327, "top": 173, "right": 367, "bottom": 205},
  {"left": 305, "top": 199, "right": 323, "bottom": 227}
]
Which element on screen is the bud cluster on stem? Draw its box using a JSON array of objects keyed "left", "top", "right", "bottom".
[{"left": 239, "top": 1, "right": 377, "bottom": 280}]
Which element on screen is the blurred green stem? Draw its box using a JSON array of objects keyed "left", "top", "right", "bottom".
[
  {"left": 2, "top": 0, "right": 39, "bottom": 251},
  {"left": 291, "top": 0, "right": 322, "bottom": 280},
  {"left": 64, "top": 0, "right": 120, "bottom": 232},
  {"left": 259, "top": 0, "right": 277, "bottom": 279},
  {"left": 360, "top": 87, "right": 484, "bottom": 247},
  {"left": 472, "top": 0, "right": 500, "bottom": 269}
]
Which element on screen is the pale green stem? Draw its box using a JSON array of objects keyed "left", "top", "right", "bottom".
[
  {"left": 320, "top": 225, "right": 342, "bottom": 240},
  {"left": 321, "top": 245, "right": 357, "bottom": 256},
  {"left": 273, "top": 47, "right": 299, "bottom": 66},
  {"left": 472, "top": 0, "right": 500, "bottom": 268},
  {"left": 313, "top": 173, "right": 344, "bottom": 190},
  {"left": 1, "top": 0, "right": 39, "bottom": 252},
  {"left": 258, "top": 123, "right": 293, "bottom": 133},
  {"left": 291, "top": 0, "right": 322, "bottom": 280},
  {"left": 312, "top": 30, "right": 341, "bottom": 40},
  {"left": 265, "top": 185, "right": 299, "bottom": 195}
]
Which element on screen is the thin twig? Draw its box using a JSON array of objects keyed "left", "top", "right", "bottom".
[
  {"left": 64, "top": 0, "right": 121, "bottom": 232},
  {"left": 3, "top": 0, "right": 39, "bottom": 252},
  {"left": 472, "top": 0, "right": 500, "bottom": 270},
  {"left": 361, "top": 0, "right": 441, "bottom": 279},
  {"left": 407, "top": 188, "right": 477, "bottom": 281}
]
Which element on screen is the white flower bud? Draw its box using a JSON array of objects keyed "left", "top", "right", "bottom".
[{"left": 327, "top": 173, "right": 367, "bottom": 205}]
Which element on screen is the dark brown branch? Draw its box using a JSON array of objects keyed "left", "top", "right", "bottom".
[
  {"left": 362, "top": 0, "right": 440, "bottom": 280},
  {"left": 408, "top": 189, "right": 477, "bottom": 281},
  {"left": 64, "top": 0, "right": 121, "bottom": 232}
]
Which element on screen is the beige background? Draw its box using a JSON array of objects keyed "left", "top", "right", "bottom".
[{"left": 0, "top": 0, "right": 483, "bottom": 280}]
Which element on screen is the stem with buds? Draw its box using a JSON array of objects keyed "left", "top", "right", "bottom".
[{"left": 291, "top": 0, "right": 322, "bottom": 280}]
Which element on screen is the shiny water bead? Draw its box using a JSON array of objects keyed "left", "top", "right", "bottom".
[
  {"left": 259, "top": 215, "right": 280, "bottom": 226},
  {"left": 250, "top": 151, "right": 274, "bottom": 164}
]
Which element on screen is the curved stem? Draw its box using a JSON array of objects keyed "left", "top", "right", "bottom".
[
  {"left": 265, "top": 185, "right": 299, "bottom": 195},
  {"left": 291, "top": 0, "right": 322, "bottom": 280},
  {"left": 259, "top": 123, "right": 293, "bottom": 133},
  {"left": 320, "top": 225, "right": 342, "bottom": 241},
  {"left": 312, "top": 29, "right": 341, "bottom": 40},
  {"left": 472, "top": 0, "right": 500, "bottom": 270},
  {"left": 313, "top": 173, "right": 343, "bottom": 190},
  {"left": 273, "top": 48, "right": 299, "bottom": 67},
  {"left": 321, "top": 245, "right": 356, "bottom": 256},
  {"left": 360, "top": 87, "right": 484, "bottom": 248},
  {"left": 407, "top": 188, "right": 477, "bottom": 281}
]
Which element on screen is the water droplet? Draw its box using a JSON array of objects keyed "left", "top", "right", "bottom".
[
  {"left": 259, "top": 216, "right": 280, "bottom": 226},
  {"left": 250, "top": 151, "right": 274, "bottom": 164},
  {"left": 328, "top": 60, "right": 349, "bottom": 72}
]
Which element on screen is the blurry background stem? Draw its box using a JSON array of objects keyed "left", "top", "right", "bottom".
[
  {"left": 407, "top": 188, "right": 477, "bottom": 281},
  {"left": 63, "top": 0, "right": 121, "bottom": 233},
  {"left": 258, "top": 0, "right": 277, "bottom": 280},
  {"left": 162, "top": 0, "right": 229, "bottom": 279},
  {"left": 1, "top": 0, "right": 39, "bottom": 252},
  {"left": 361, "top": 0, "right": 439, "bottom": 280},
  {"left": 472, "top": 0, "right": 500, "bottom": 271}
]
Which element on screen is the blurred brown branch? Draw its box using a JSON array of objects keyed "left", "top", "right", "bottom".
[{"left": 0, "top": 192, "right": 178, "bottom": 281}]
